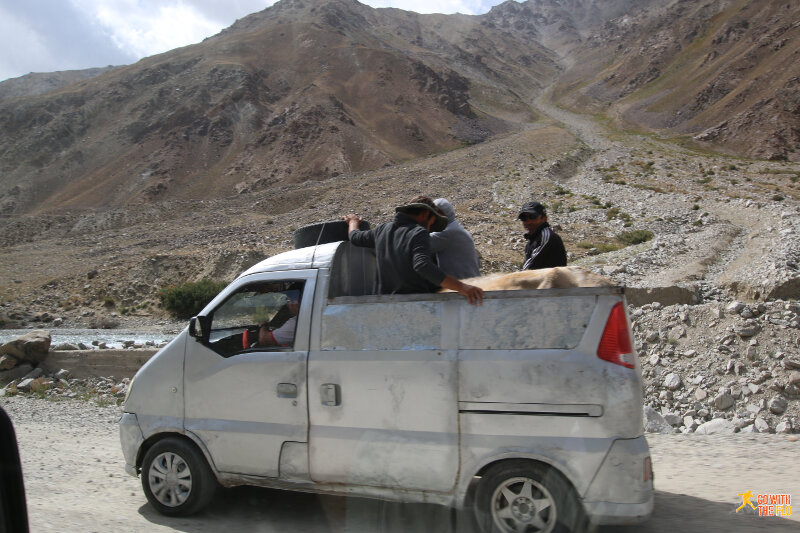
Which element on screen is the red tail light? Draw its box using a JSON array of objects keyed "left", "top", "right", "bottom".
[{"left": 597, "top": 302, "right": 635, "bottom": 368}]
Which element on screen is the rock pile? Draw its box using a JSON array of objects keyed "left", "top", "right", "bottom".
[
  {"left": 0, "top": 330, "right": 140, "bottom": 405},
  {"left": 0, "top": 330, "right": 51, "bottom": 371},
  {"left": 1, "top": 367, "right": 129, "bottom": 405},
  {"left": 635, "top": 298, "right": 799, "bottom": 434}
]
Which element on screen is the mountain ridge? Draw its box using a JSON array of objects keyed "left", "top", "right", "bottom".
[{"left": 0, "top": 0, "right": 797, "bottom": 216}]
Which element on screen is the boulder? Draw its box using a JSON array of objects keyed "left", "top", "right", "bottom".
[
  {"left": 695, "top": 418, "right": 736, "bottom": 435},
  {"left": 0, "top": 364, "right": 35, "bottom": 385},
  {"left": 694, "top": 388, "right": 708, "bottom": 401},
  {"left": 734, "top": 324, "right": 760, "bottom": 338},
  {"left": 754, "top": 417, "right": 772, "bottom": 433},
  {"left": 713, "top": 392, "right": 735, "bottom": 410},
  {"left": 53, "top": 343, "right": 80, "bottom": 351},
  {"left": 726, "top": 301, "right": 745, "bottom": 314},
  {"left": 664, "top": 373, "right": 682, "bottom": 391},
  {"left": 768, "top": 396, "right": 789, "bottom": 414},
  {"left": 22, "top": 368, "right": 43, "bottom": 380},
  {"left": 0, "top": 354, "right": 18, "bottom": 371},
  {"left": 643, "top": 405, "right": 674, "bottom": 434},
  {"left": 16, "top": 378, "right": 35, "bottom": 392},
  {"left": 0, "top": 330, "right": 51, "bottom": 364}
]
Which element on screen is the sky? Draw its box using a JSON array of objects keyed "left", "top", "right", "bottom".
[{"left": 0, "top": 0, "right": 508, "bottom": 82}]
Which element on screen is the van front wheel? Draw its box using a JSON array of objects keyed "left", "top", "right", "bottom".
[
  {"left": 474, "top": 461, "right": 585, "bottom": 533},
  {"left": 141, "top": 438, "right": 217, "bottom": 516}
]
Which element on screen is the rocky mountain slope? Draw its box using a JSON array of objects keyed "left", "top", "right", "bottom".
[
  {"left": 1, "top": 0, "right": 797, "bottom": 216},
  {"left": 0, "top": 0, "right": 562, "bottom": 215},
  {"left": 0, "top": 67, "right": 117, "bottom": 103},
  {"left": 552, "top": 0, "right": 800, "bottom": 161}
]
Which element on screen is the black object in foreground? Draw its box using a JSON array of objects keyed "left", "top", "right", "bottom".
[{"left": 0, "top": 405, "right": 28, "bottom": 533}]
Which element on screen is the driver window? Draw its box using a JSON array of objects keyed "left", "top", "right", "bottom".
[{"left": 207, "top": 280, "right": 305, "bottom": 357}]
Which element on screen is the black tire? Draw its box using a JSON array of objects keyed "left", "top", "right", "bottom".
[
  {"left": 293, "top": 220, "right": 370, "bottom": 249},
  {"left": 474, "top": 461, "right": 587, "bottom": 533},
  {"left": 141, "top": 437, "right": 217, "bottom": 516}
]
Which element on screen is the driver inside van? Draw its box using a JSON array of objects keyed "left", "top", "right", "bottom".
[{"left": 255, "top": 290, "right": 300, "bottom": 347}]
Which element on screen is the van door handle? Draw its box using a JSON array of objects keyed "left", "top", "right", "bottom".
[
  {"left": 277, "top": 383, "right": 297, "bottom": 398},
  {"left": 320, "top": 383, "right": 341, "bottom": 406}
]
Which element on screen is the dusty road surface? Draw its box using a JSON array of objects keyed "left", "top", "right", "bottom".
[{"left": 2, "top": 395, "right": 798, "bottom": 533}]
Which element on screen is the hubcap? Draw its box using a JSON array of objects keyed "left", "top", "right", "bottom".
[
  {"left": 491, "top": 476, "right": 557, "bottom": 533},
  {"left": 148, "top": 451, "right": 193, "bottom": 507}
]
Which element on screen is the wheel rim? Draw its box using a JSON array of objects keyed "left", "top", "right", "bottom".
[
  {"left": 147, "top": 451, "right": 193, "bottom": 507},
  {"left": 490, "top": 476, "right": 557, "bottom": 533}
]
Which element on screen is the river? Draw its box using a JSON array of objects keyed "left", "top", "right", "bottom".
[{"left": 0, "top": 328, "right": 180, "bottom": 349}]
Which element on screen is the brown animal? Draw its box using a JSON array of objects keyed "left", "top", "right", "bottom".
[{"left": 442, "top": 266, "right": 615, "bottom": 292}]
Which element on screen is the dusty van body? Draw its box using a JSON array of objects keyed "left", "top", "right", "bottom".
[{"left": 120, "top": 241, "right": 653, "bottom": 531}]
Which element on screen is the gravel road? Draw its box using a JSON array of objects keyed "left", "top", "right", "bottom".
[{"left": 1, "top": 395, "right": 798, "bottom": 533}]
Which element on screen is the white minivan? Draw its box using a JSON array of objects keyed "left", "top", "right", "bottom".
[{"left": 120, "top": 240, "right": 653, "bottom": 532}]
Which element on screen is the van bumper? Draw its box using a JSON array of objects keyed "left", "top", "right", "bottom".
[
  {"left": 119, "top": 412, "right": 143, "bottom": 477},
  {"left": 583, "top": 498, "right": 654, "bottom": 525},
  {"left": 582, "top": 435, "right": 654, "bottom": 525}
]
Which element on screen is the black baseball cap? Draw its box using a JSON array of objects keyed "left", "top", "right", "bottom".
[{"left": 518, "top": 201, "right": 546, "bottom": 219}]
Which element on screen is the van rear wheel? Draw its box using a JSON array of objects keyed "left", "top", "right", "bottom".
[
  {"left": 141, "top": 438, "right": 217, "bottom": 516},
  {"left": 474, "top": 461, "right": 586, "bottom": 533}
]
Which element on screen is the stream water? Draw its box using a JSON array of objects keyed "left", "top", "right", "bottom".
[{"left": 0, "top": 328, "right": 179, "bottom": 349}]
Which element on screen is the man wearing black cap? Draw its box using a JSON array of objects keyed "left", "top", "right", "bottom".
[
  {"left": 344, "top": 196, "right": 484, "bottom": 305},
  {"left": 518, "top": 201, "right": 567, "bottom": 270}
]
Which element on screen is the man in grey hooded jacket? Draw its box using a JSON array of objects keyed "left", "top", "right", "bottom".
[{"left": 429, "top": 198, "right": 481, "bottom": 280}]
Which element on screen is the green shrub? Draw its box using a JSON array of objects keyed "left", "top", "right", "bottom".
[
  {"left": 596, "top": 243, "right": 621, "bottom": 253},
  {"left": 617, "top": 229, "right": 654, "bottom": 245},
  {"left": 576, "top": 241, "right": 621, "bottom": 253},
  {"left": 159, "top": 279, "right": 228, "bottom": 318}
]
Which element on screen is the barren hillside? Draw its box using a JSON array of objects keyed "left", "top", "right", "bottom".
[
  {"left": 552, "top": 0, "right": 800, "bottom": 161},
  {"left": 0, "top": 0, "right": 798, "bottom": 326}
]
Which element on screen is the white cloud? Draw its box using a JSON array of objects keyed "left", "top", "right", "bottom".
[
  {"left": 0, "top": 5, "right": 54, "bottom": 80},
  {"left": 0, "top": 1, "right": 136, "bottom": 81},
  {"left": 70, "top": 0, "right": 228, "bottom": 58}
]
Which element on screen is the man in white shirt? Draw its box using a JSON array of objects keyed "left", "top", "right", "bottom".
[{"left": 257, "top": 291, "right": 300, "bottom": 347}]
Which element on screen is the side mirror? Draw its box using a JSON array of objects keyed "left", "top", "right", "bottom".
[{"left": 189, "top": 316, "right": 208, "bottom": 340}]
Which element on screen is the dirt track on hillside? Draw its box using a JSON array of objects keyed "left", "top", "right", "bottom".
[{"left": 1, "top": 396, "right": 798, "bottom": 533}]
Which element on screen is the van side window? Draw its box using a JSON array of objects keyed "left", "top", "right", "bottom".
[{"left": 207, "top": 280, "right": 305, "bottom": 357}]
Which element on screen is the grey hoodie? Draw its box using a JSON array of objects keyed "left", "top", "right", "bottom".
[{"left": 429, "top": 198, "right": 481, "bottom": 279}]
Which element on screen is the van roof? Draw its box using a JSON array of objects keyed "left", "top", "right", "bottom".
[{"left": 237, "top": 241, "right": 343, "bottom": 277}]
